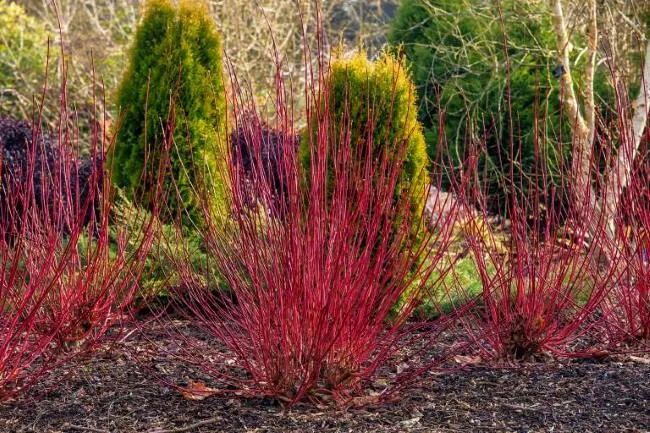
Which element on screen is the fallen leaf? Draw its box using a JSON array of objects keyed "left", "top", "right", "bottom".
[
  {"left": 179, "top": 381, "right": 219, "bottom": 401},
  {"left": 400, "top": 416, "right": 422, "bottom": 429},
  {"left": 454, "top": 355, "right": 482, "bottom": 365},
  {"left": 628, "top": 355, "right": 650, "bottom": 365},
  {"left": 350, "top": 394, "right": 381, "bottom": 407},
  {"left": 373, "top": 378, "right": 389, "bottom": 387}
]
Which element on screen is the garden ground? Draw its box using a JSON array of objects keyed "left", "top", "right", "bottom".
[{"left": 0, "top": 321, "right": 648, "bottom": 433}]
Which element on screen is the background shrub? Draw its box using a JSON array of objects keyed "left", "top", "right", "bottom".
[
  {"left": 299, "top": 51, "right": 429, "bottom": 237},
  {"left": 0, "top": 1, "right": 49, "bottom": 120},
  {"left": 230, "top": 114, "right": 300, "bottom": 218},
  {"left": 111, "top": 0, "right": 227, "bottom": 225},
  {"left": 388, "top": 0, "right": 613, "bottom": 215},
  {"left": 0, "top": 117, "right": 103, "bottom": 238}
]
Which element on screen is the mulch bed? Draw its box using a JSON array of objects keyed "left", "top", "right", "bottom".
[{"left": 1, "top": 321, "right": 648, "bottom": 433}]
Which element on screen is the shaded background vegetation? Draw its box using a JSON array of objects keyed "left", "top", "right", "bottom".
[{"left": 3, "top": 0, "right": 648, "bottom": 211}]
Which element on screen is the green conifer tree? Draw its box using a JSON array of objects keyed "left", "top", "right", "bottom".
[{"left": 112, "top": 0, "right": 227, "bottom": 223}]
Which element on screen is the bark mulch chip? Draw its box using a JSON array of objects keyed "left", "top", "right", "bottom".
[{"left": 1, "top": 322, "right": 648, "bottom": 433}]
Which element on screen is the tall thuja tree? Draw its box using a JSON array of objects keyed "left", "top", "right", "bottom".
[
  {"left": 112, "top": 0, "right": 227, "bottom": 224},
  {"left": 389, "top": 0, "right": 611, "bottom": 215},
  {"left": 300, "top": 51, "right": 430, "bottom": 238}
]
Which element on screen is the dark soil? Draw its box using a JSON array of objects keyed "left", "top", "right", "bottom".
[{"left": 1, "top": 322, "right": 648, "bottom": 433}]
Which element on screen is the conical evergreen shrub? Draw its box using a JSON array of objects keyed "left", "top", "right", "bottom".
[
  {"left": 112, "top": 0, "right": 227, "bottom": 224},
  {"left": 300, "top": 51, "right": 430, "bottom": 237}
]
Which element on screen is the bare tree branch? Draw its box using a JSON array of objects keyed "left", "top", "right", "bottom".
[
  {"left": 549, "top": 0, "right": 595, "bottom": 211},
  {"left": 584, "top": 0, "right": 597, "bottom": 148}
]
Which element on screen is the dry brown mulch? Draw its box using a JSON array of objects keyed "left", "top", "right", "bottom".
[{"left": 0, "top": 322, "right": 648, "bottom": 433}]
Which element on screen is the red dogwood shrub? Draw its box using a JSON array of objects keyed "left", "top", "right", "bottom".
[
  {"left": 449, "top": 136, "right": 624, "bottom": 360},
  {"left": 608, "top": 178, "right": 650, "bottom": 346},
  {"left": 0, "top": 86, "right": 162, "bottom": 401},
  {"left": 156, "top": 52, "right": 463, "bottom": 405},
  {"left": 601, "top": 113, "right": 650, "bottom": 348}
]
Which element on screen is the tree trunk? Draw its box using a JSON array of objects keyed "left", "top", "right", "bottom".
[{"left": 549, "top": 1, "right": 650, "bottom": 265}]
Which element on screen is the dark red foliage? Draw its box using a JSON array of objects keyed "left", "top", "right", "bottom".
[
  {"left": 0, "top": 117, "right": 103, "bottom": 239},
  {"left": 230, "top": 113, "right": 299, "bottom": 218}
]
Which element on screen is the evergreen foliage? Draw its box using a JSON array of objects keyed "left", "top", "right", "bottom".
[
  {"left": 300, "top": 51, "right": 429, "bottom": 234},
  {"left": 112, "top": 0, "right": 227, "bottom": 224},
  {"left": 389, "top": 0, "right": 611, "bottom": 214}
]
